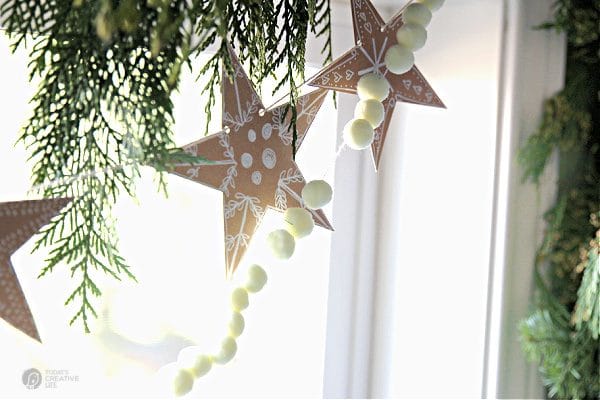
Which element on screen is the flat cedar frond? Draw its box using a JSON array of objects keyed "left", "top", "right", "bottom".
[
  {"left": 1, "top": 0, "right": 330, "bottom": 331},
  {"left": 518, "top": 0, "right": 599, "bottom": 397}
]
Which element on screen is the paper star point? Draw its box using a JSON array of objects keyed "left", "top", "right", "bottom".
[
  {"left": 0, "top": 198, "right": 72, "bottom": 341},
  {"left": 172, "top": 46, "right": 333, "bottom": 276},
  {"left": 308, "top": 0, "right": 445, "bottom": 169}
]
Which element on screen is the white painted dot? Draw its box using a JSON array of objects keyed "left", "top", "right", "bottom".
[
  {"left": 262, "top": 123, "right": 272, "bottom": 140},
  {"left": 262, "top": 148, "right": 277, "bottom": 169},
  {"left": 251, "top": 171, "right": 262, "bottom": 185},
  {"left": 241, "top": 153, "right": 253, "bottom": 169},
  {"left": 248, "top": 129, "right": 256, "bottom": 142}
]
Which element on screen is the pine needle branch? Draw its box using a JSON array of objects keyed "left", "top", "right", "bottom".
[{"left": 0, "top": 0, "right": 333, "bottom": 331}]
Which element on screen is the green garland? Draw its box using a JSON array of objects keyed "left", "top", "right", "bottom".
[
  {"left": 0, "top": 0, "right": 332, "bottom": 332},
  {"left": 518, "top": 1, "right": 599, "bottom": 398}
]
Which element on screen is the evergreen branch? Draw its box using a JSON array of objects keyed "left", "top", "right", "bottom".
[
  {"left": 269, "top": 0, "right": 310, "bottom": 155},
  {"left": 315, "top": 0, "right": 333, "bottom": 65},
  {"left": 519, "top": 1, "right": 599, "bottom": 397},
  {"left": 520, "top": 309, "right": 600, "bottom": 399},
  {"left": 572, "top": 225, "right": 600, "bottom": 339},
  {"left": 2, "top": 0, "right": 184, "bottom": 330},
  {"left": 185, "top": 0, "right": 332, "bottom": 148},
  {"left": 0, "top": 0, "right": 333, "bottom": 331},
  {"left": 536, "top": 0, "right": 600, "bottom": 61},
  {"left": 518, "top": 93, "right": 591, "bottom": 183}
]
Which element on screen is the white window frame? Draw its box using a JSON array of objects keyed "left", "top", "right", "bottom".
[{"left": 317, "top": 0, "right": 566, "bottom": 398}]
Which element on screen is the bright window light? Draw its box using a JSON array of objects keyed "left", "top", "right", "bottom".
[
  {"left": 383, "top": 1, "right": 502, "bottom": 397},
  {"left": 0, "top": 34, "right": 335, "bottom": 398}
]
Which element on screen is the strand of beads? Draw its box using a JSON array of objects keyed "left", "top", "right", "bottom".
[
  {"left": 342, "top": 0, "right": 444, "bottom": 153},
  {"left": 344, "top": 73, "right": 391, "bottom": 150},
  {"left": 154, "top": 4, "right": 448, "bottom": 394},
  {"left": 385, "top": 0, "right": 444, "bottom": 74},
  {"left": 163, "top": 181, "right": 332, "bottom": 397},
  {"left": 165, "top": 264, "right": 268, "bottom": 396},
  {"left": 267, "top": 180, "right": 333, "bottom": 259}
]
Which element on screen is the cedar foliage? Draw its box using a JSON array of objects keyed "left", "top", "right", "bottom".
[
  {"left": 0, "top": 0, "right": 332, "bottom": 331},
  {"left": 518, "top": 1, "right": 599, "bottom": 398}
]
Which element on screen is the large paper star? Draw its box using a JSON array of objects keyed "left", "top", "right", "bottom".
[
  {"left": 309, "top": 0, "right": 445, "bottom": 169},
  {"left": 0, "top": 198, "right": 71, "bottom": 341},
  {"left": 171, "top": 47, "right": 333, "bottom": 277}
]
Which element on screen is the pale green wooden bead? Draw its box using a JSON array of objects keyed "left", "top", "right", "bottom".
[
  {"left": 403, "top": 3, "right": 432, "bottom": 27},
  {"left": 356, "top": 73, "right": 390, "bottom": 101},
  {"left": 354, "top": 99, "right": 385, "bottom": 128},
  {"left": 177, "top": 346, "right": 212, "bottom": 378},
  {"left": 419, "top": 0, "right": 444, "bottom": 12},
  {"left": 385, "top": 44, "right": 414, "bottom": 75},
  {"left": 301, "top": 180, "right": 333, "bottom": 210},
  {"left": 214, "top": 336, "right": 237, "bottom": 365},
  {"left": 173, "top": 369, "right": 194, "bottom": 397},
  {"left": 192, "top": 355, "right": 212, "bottom": 378},
  {"left": 396, "top": 23, "right": 427, "bottom": 51},
  {"left": 284, "top": 207, "right": 315, "bottom": 238},
  {"left": 228, "top": 312, "right": 245, "bottom": 337},
  {"left": 267, "top": 229, "right": 296, "bottom": 259},
  {"left": 231, "top": 287, "right": 249, "bottom": 311},
  {"left": 343, "top": 118, "right": 374, "bottom": 150},
  {"left": 246, "top": 264, "right": 268, "bottom": 293}
]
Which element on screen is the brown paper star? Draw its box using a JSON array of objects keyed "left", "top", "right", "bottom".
[
  {"left": 171, "top": 46, "right": 333, "bottom": 277},
  {"left": 309, "top": 0, "right": 445, "bottom": 170},
  {"left": 0, "top": 198, "right": 71, "bottom": 341}
]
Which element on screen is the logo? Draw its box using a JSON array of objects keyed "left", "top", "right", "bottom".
[{"left": 22, "top": 368, "right": 42, "bottom": 390}]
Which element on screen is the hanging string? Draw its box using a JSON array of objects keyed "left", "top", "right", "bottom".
[{"left": 321, "top": 142, "right": 347, "bottom": 181}]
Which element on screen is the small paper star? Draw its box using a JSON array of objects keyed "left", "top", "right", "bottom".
[
  {"left": 309, "top": 0, "right": 445, "bottom": 169},
  {"left": 171, "top": 46, "right": 333, "bottom": 277},
  {"left": 0, "top": 198, "right": 71, "bottom": 341}
]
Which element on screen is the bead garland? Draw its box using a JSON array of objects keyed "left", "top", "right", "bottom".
[
  {"left": 161, "top": 1, "right": 444, "bottom": 394},
  {"left": 343, "top": 0, "right": 444, "bottom": 150},
  {"left": 160, "top": 179, "right": 333, "bottom": 397}
]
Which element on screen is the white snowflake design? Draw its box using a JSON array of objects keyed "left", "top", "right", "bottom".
[
  {"left": 177, "top": 131, "right": 238, "bottom": 196},
  {"left": 272, "top": 90, "right": 328, "bottom": 147},
  {"left": 223, "top": 63, "right": 261, "bottom": 131},
  {"left": 275, "top": 168, "right": 304, "bottom": 209},
  {"left": 217, "top": 132, "right": 238, "bottom": 195},
  {"left": 223, "top": 193, "right": 265, "bottom": 270}
]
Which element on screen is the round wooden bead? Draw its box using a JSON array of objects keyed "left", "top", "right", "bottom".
[
  {"left": 284, "top": 207, "right": 315, "bottom": 238},
  {"left": 343, "top": 118, "right": 374, "bottom": 150},
  {"left": 396, "top": 23, "right": 427, "bottom": 51},
  {"left": 356, "top": 73, "right": 390, "bottom": 101},
  {"left": 191, "top": 355, "right": 213, "bottom": 378},
  {"left": 246, "top": 264, "right": 268, "bottom": 293},
  {"left": 228, "top": 312, "right": 245, "bottom": 337},
  {"left": 173, "top": 369, "right": 194, "bottom": 397},
  {"left": 385, "top": 44, "right": 414, "bottom": 75},
  {"left": 301, "top": 180, "right": 333, "bottom": 209},
  {"left": 267, "top": 229, "right": 296, "bottom": 259},
  {"left": 354, "top": 99, "right": 385, "bottom": 128},
  {"left": 419, "top": 0, "right": 444, "bottom": 11},
  {"left": 231, "top": 287, "right": 249, "bottom": 311},
  {"left": 403, "top": 3, "right": 432, "bottom": 27},
  {"left": 177, "top": 346, "right": 212, "bottom": 378},
  {"left": 214, "top": 336, "right": 237, "bottom": 364}
]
